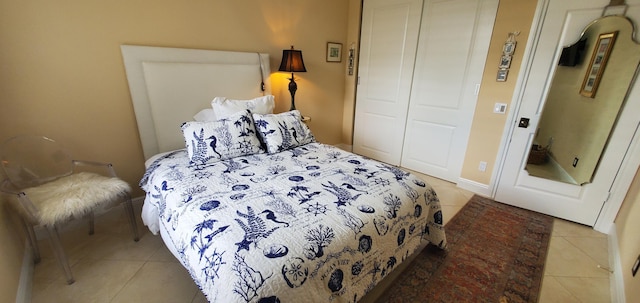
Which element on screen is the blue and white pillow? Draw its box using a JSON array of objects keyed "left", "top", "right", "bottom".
[
  {"left": 181, "top": 110, "right": 263, "bottom": 165},
  {"left": 252, "top": 110, "right": 315, "bottom": 154}
]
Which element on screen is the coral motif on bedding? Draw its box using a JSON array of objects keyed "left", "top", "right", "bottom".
[
  {"left": 141, "top": 143, "right": 446, "bottom": 302},
  {"left": 253, "top": 110, "right": 315, "bottom": 153},
  {"left": 181, "top": 110, "right": 263, "bottom": 165}
]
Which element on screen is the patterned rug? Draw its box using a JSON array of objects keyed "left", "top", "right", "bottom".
[{"left": 378, "top": 195, "right": 553, "bottom": 303}]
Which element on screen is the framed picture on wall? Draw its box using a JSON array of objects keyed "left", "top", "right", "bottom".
[
  {"left": 580, "top": 31, "right": 618, "bottom": 98},
  {"left": 503, "top": 41, "right": 516, "bottom": 55},
  {"left": 497, "top": 69, "right": 508, "bottom": 82},
  {"left": 499, "top": 55, "right": 512, "bottom": 69},
  {"left": 327, "top": 42, "right": 342, "bottom": 62}
]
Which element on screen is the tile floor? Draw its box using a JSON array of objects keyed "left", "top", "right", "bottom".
[{"left": 29, "top": 173, "right": 612, "bottom": 303}]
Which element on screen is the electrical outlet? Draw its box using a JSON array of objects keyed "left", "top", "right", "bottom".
[
  {"left": 573, "top": 157, "right": 579, "bottom": 167},
  {"left": 479, "top": 161, "right": 487, "bottom": 172},
  {"left": 633, "top": 254, "right": 640, "bottom": 277}
]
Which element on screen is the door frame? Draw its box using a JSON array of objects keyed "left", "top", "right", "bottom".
[{"left": 490, "top": 0, "right": 640, "bottom": 233}]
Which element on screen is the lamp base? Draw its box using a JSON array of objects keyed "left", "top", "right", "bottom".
[{"left": 288, "top": 73, "right": 298, "bottom": 111}]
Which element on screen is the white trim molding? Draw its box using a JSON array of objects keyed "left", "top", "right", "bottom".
[
  {"left": 608, "top": 223, "right": 626, "bottom": 303},
  {"left": 334, "top": 144, "right": 353, "bottom": 152},
  {"left": 594, "top": 121, "right": 640, "bottom": 232},
  {"left": 457, "top": 177, "right": 492, "bottom": 197}
]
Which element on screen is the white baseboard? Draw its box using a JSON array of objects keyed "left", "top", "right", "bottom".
[
  {"left": 608, "top": 223, "right": 626, "bottom": 303},
  {"left": 456, "top": 177, "right": 492, "bottom": 197},
  {"left": 16, "top": 243, "right": 33, "bottom": 303},
  {"left": 334, "top": 143, "right": 353, "bottom": 152}
]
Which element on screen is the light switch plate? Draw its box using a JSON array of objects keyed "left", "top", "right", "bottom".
[{"left": 494, "top": 103, "right": 507, "bottom": 114}]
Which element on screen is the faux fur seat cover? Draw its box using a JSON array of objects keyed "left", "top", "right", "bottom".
[{"left": 22, "top": 172, "right": 131, "bottom": 227}]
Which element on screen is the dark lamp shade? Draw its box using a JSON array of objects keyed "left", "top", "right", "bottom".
[{"left": 278, "top": 49, "right": 307, "bottom": 73}]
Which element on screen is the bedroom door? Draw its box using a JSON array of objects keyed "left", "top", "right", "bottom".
[
  {"left": 494, "top": 0, "right": 640, "bottom": 228},
  {"left": 399, "top": 0, "right": 498, "bottom": 183},
  {"left": 353, "top": 0, "right": 424, "bottom": 165}
]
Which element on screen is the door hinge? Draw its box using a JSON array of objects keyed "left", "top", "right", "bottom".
[{"left": 604, "top": 191, "right": 611, "bottom": 203}]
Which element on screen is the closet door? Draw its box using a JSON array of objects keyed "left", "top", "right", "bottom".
[
  {"left": 400, "top": 0, "right": 498, "bottom": 183},
  {"left": 353, "top": 0, "right": 424, "bottom": 165}
]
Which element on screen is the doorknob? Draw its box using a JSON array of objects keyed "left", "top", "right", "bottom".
[{"left": 518, "top": 117, "right": 530, "bottom": 128}]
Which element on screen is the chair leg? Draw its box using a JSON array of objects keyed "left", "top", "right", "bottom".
[
  {"left": 46, "top": 225, "right": 75, "bottom": 284},
  {"left": 123, "top": 193, "right": 140, "bottom": 242},
  {"left": 22, "top": 218, "right": 41, "bottom": 264},
  {"left": 88, "top": 211, "right": 95, "bottom": 235}
]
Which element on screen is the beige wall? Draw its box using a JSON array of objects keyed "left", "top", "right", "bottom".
[
  {"left": 0, "top": 0, "right": 349, "bottom": 197},
  {"left": 341, "top": 0, "right": 362, "bottom": 146},
  {"left": 0, "top": 0, "right": 349, "bottom": 299},
  {"left": 0, "top": 203, "right": 25, "bottom": 303},
  {"left": 616, "top": 168, "right": 640, "bottom": 302},
  {"left": 460, "top": 0, "right": 538, "bottom": 184}
]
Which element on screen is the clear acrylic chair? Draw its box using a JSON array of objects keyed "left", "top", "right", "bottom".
[{"left": 0, "top": 135, "right": 139, "bottom": 284}]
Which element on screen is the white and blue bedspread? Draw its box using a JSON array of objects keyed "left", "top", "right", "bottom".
[{"left": 140, "top": 143, "right": 446, "bottom": 302}]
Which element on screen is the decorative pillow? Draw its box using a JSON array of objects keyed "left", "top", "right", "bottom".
[
  {"left": 253, "top": 110, "right": 315, "bottom": 154},
  {"left": 181, "top": 110, "right": 263, "bottom": 165},
  {"left": 193, "top": 108, "right": 217, "bottom": 122},
  {"left": 211, "top": 95, "right": 275, "bottom": 119}
]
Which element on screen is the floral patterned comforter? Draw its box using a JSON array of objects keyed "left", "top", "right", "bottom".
[{"left": 140, "top": 143, "right": 446, "bottom": 302}]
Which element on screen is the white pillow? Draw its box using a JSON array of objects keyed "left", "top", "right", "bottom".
[
  {"left": 193, "top": 108, "right": 217, "bottom": 122},
  {"left": 211, "top": 95, "right": 275, "bottom": 119}
]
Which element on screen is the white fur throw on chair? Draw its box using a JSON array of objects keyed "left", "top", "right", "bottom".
[{"left": 23, "top": 172, "right": 131, "bottom": 227}]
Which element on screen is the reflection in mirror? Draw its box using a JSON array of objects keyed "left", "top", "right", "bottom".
[{"left": 526, "top": 15, "right": 640, "bottom": 185}]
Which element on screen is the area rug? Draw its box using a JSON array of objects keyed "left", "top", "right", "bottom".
[{"left": 379, "top": 195, "right": 553, "bottom": 303}]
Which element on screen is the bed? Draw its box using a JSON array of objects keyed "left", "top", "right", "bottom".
[{"left": 121, "top": 45, "right": 446, "bottom": 302}]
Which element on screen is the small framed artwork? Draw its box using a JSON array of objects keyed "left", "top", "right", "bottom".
[
  {"left": 327, "top": 42, "right": 342, "bottom": 62},
  {"left": 503, "top": 41, "right": 516, "bottom": 55},
  {"left": 497, "top": 69, "right": 508, "bottom": 82},
  {"left": 580, "top": 31, "right": 618, "bottom": 98},
  {"left": 499, "top": 55, "right": 512, "bottom": 69}
]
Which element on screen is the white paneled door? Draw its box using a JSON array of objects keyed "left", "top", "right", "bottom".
[
  {"left": 400, "top": 0, "right": 498, "bottom": 183},
  {"left": 353, "top": 0, "right": 424, "bottom": 165},
  {"left": 495, "top": 0, "right": 640, "bottom": 228},
  {"left": 354, "top": 0, "right": 498, "bottom": 183}
]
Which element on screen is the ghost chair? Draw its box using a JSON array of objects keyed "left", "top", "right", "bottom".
[{"left": 0, "top": 135, "right": 139, "bottom": 284}]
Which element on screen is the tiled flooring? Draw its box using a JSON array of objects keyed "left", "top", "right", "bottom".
[{"left": 29, "top": 173, "right": 611, "bottom": 302}]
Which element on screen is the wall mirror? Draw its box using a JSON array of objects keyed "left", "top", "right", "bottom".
[{"left": 525, "top": 15, "right": 640, "bottom": 185}]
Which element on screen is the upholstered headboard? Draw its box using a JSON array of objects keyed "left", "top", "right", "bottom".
[{"left": 120, "top": 45, "right": 271, "bottom": 160}]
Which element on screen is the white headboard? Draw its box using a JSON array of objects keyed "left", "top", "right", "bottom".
[{"left": 120, "top": 45, "right": 272, "bottom": 160}]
